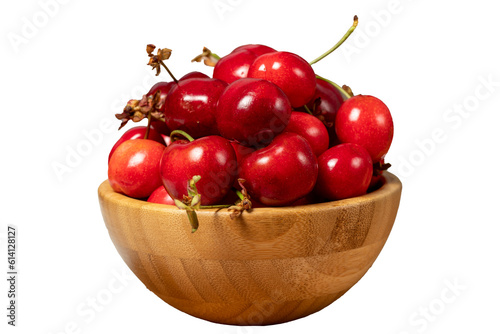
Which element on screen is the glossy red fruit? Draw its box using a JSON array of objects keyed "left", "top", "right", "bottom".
[
  {"left": 284, "top": 112, "right": 329, "bottom": 157},
  {"left": 179, "top": 71, "right": 210, "bottom": 81},
  {"left": 147, "top": 185, "right": 175, "bottom": 205},
  {"left": 150, "top": 121, "right": 171, "bottom": 145},
  {"left": 315, "top": 143, "right": 373, "bottom": 201},
  {"left": 164, "top": 78, "right": 227, "bottom": 138},
  {"left": 108, "top": 126, "right": 164, "bottom": 162},
  {"left": 230, "top": 142, "right": 255, "bottom": 163},
  {"left": 213, "top": 50, "right": 257, "bottom": 84},
  {"left": 300, "top": 78, "right": 344, "bottom": 146},
  {"left": 239, "top": 132, "right": 318, "bottom": 206},
  {"left": 335, "top": 95, "right": 394, "bottom": 163},
  {"left": 247, "top": 51, "right": 316, "bottom": 108},
  {"left": 231, "top": 44, "right": 277, "bottom": 57},
  {"left": 216, "top": 78, "right": 292, "bottom": 147},
  {"left": 108, "top": 139, "right": 165, "bottom": 199},
  {"left": 160, "top": 136, "right": 237, "bottom": 206}
]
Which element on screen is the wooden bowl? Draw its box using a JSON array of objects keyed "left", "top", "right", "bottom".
[{"left": 98, "top": 172, "right": 402, "bottom": 325}]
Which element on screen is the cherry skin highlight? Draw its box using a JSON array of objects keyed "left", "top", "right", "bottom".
[
  {"left": 335, "top": 95, "right": 394, "bottom": 163},
  {"left": 238, "top": 132, "right": 318, "bottom": 206},
  {"left": 314, "top": 143, "right": 373, "bottom": 201},
  {"left": 108, "top": 139, "right": 165, "bottom": 199},
  {"left": 159, "top": 136, "right": 237, "bottom": 206},
  {"left": 216, "top": 78, "right": 292, "bottom": 147},
  {"left": 284, "top": 111, "right": 329, "bottom": 157},
  {"left": 164, "top": 78, "right": 227, "bottom": 138},
  {"left": 247, "top": 51, "right": 316, "bottom": 108}
]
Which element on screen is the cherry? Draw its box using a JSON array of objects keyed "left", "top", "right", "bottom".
[
  {"left": 284, "top": 111, "right": 329, "bottom": 157},
  {"left": 230, "top": 141, "right": 255, "bottom": 163},
  {"left": 335, "top": 95, "right": 394, "bottom": 163},
  {"left": 231, "top": 44, "right": 277, "bottom": 57},
  {"left": 238, "top": 132, "right": 318, "bottom": 206},
  {"left": 160, "top": 134, "right": 237, "bottom": 206},
  {"left": 147, "top": 185, "right": 175, "bottom": 205},
  {"left": 213, "top": 50, "right": 258, "bottom": 84},
  {"left": 108, "top": 126, "right": 164, "bottom": 162},
  {"left": 247, "top": 51, "right": 316, "bottom": 108},
  {"left": 179, "top": 71, "right": 210, "bottom": 81},
  {"left": 314, "top": 143, "right": 373, "bottom": 201},
  {"left": 164, "top": 78, "right": 227, "bottom": 138},
  {"left": 150, "top": 121, "right": 171, "bottom": 145},
  {"left": 216, "top": 78, "right": 292, "bottom": 147},
  {"left": 213, "top": 45, "right": 277, "bottom": 84},
  {"left": 299, "top": 78, "right": 344, "bottom": 146},
  {"left": 108, "top": 139, "right": 165, "bottom": 199}
]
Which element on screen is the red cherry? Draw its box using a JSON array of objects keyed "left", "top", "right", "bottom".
[
  {"left": 213, "top": 50, "right": 257, "bottom": 84},
  {"left": 179, "top": 71, "right": 210, "bottom": 81},
  {"left": 216, "top": 78, "right": 292, "bottom": 147},
  {"left": 239, "top": 132, "right": 318, "bottom": 206},
  {"left": 108, "top": 126, "right": 164, "bottom": 162},
  {"left": 147, "top": 185, "right": 175, "bottom": 205},
  {"left": 335, "top": 95, "right": 394, "bottom": 163},
  {"left": 160, "top": 136, "right": 237, "bottom": 205},
  {"left": 231, "top": 44, "right": 277, "bottom": 57},
  {"left": 247, "top": 51, "right": 316, "bottom": 108},
  {"left": 284, "top": 111, "right": 329, "bottom": 157},
  {"left": 299, "top": 78, "right": 344, "bottom": 146},
  {"left": 164, "top": 78, "right": 227, "bottom": 138},
  {"left": 108, "top": 139, "right": 165, "bottom": 199},
  {"left": 230, "top": 142, "right": 255, "bottom": 163},
  {"left": 315, "top": 143, "right": 373, "bottom": 200}
]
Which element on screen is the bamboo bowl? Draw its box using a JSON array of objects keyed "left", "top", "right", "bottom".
[{"left": 98, "top": 172, "right": 402, "bottom": 325}]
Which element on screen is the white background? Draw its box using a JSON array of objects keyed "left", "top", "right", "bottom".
[{"left": 1, "top": 0, "right": 500, "bottom": 333}]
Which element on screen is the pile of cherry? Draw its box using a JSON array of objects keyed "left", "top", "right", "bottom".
[{"left": 108, "top": 28, "right": 393, "bottom": 231}]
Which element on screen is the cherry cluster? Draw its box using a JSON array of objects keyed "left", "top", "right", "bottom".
[{"left": 107, "top": 18, "right": 394, "bottom": 231}]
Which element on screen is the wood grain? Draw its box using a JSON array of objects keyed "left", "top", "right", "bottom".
[{"left": 98, "top": 172, "right": 402, "bottom": 325}]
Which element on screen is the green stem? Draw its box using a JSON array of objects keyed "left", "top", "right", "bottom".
[
  {"left": 316, "top": 75, "right": 351, "bottom": 101},
  {"left": 170, "top": 129, "right": 195, "bottom": 142},
  {"left": 187, "top": 210, "right": 199, "bottom": 233},
  {"left": 200, "top": 204, "right": 232, "bottom": 209},
  {"left": 159, "top": 60, "right": 179, "bottom": 83},
  {"left": 303, "top": 104, "right": 313, "bottom": 115},
  {"left": 235, "top": 190, "right": 245, "bottom": 201},
  {"left": 309, "top": 15, "right": 358, "bottom": 65},
  {"left": 212, "top": 53, "right": 221, "bottom": 60}
]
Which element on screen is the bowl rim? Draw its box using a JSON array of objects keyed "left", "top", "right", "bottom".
[{"left": 99, "top": 171, "right": 402, "bottom": 216}]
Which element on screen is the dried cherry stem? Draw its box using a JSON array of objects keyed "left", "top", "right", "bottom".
[
  {"left": 309, "top": 15, "right": 359, "bottom": 65},
  {"left": 316, "top": 75, "right": 352, "bottom": 100},
  {"left": 159, "top": 60, "right": 179, "bottom": 84},
  {"left": 170, "top": 130, "right": 195, "bottom": 142},
  {"left": 303, "top": 104, "right": 313, "bottom": 115},
  {"left": 144, "top": 112, "right": 152, "bottom": 139},
  {"left": 191, "top": 47, "right": 220, "bottom": 67}
]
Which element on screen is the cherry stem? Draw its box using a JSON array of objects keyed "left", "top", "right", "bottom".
[
  {"left": 309, "top": 15, "right": 359, "bottom": 65},
  {"left": 303, "top": 105, "right": 313, "bottom": 115},
  {"left": 200, "top": 204, "right": 232, "bottom": 209},
  {"left": 316, "top": 75, "right": 352, "bottom": 100},
  {"left": 186, "top": 210, "right": 199, "bottom": 233},
  {"left": 159, "top": 60, "right": 179, "bottom": 83},
  {"left": 212, "top": 53, "right": 221, "bottom": 60},
  {"left": 170, "top": 130, "right": 195, "bottom": 142},
  {"left": 144, "top": 112, "right": 152, "bottom": 140},
  {"left": 235, "top": 190, "right": 244, "bottom": 201}
]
